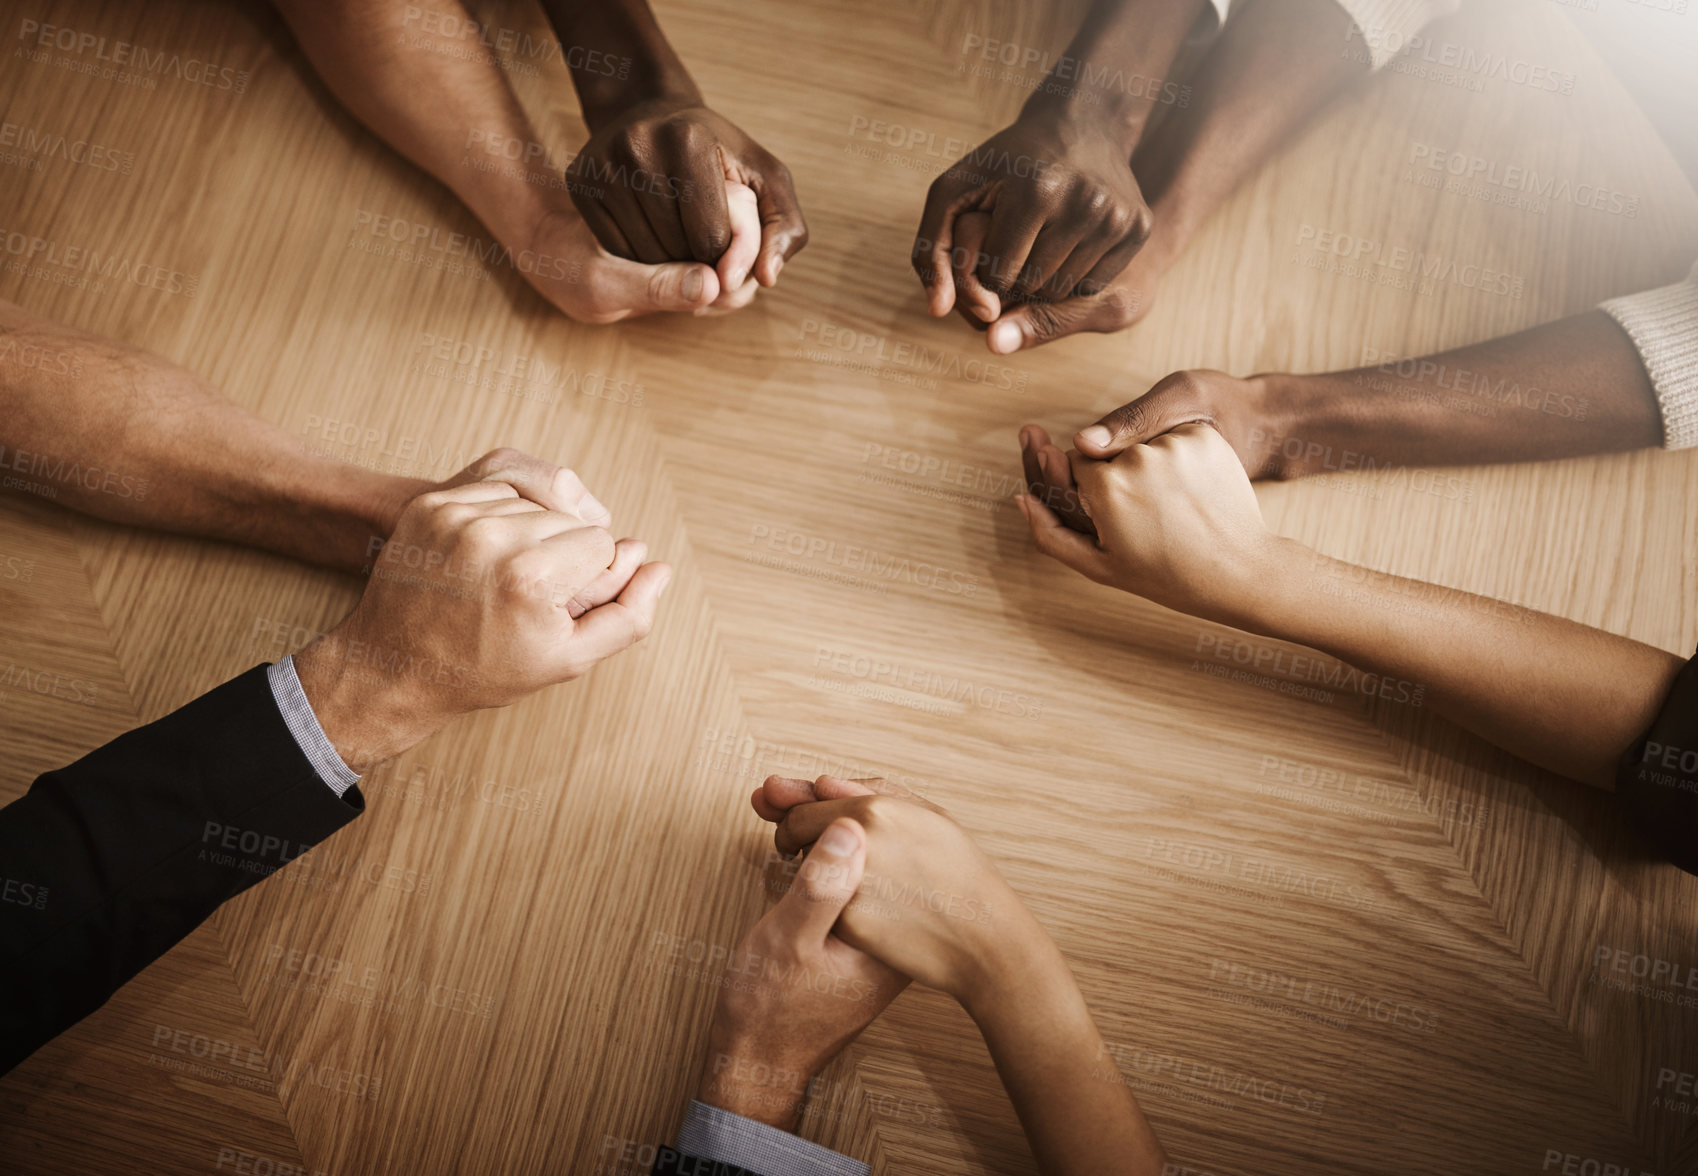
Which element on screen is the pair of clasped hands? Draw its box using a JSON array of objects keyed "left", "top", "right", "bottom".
[{"left": 547, "top": 94, "right": 1155, "bottom": 349}]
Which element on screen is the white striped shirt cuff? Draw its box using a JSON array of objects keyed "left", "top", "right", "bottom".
[
  {"left": 266, "top": 656, "right": 360, "bottom": 798},
  {"left": 676, "top": 1101, "right": 869, "bottom": 1176}
]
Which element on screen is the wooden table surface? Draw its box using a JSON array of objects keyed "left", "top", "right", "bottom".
[{"left": 2, "top": 1, "right": 1696, "bottom": 1173}]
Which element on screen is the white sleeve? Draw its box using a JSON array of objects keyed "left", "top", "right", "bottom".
[
  {"left": 1601, "top": 261, "right": 1698, "bottom": 451},
  {"left": 1334, "top": 0, "right": 1464, "bottom": 69}
]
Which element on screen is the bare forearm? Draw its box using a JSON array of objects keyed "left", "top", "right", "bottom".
[
  {"left": 1020, "top": 0, "right": 1210, "bottom": 152},
  {"left": 1129, "top": 0, "right": 1370, "bottom": 268},
  {"left": 966, "top": 936, "right": 1165, "bottom": 1176},
  {"left": 1246, "top": 540, "right": 1681, "bottom": 787},
  {"left": 1258, "top": 311, "right": 1662, "bottom": 476},
  {"left": 537, "top": 0, "right": 699, "bottom": 129},
  {"left": 273, "top": 0, "right": 557, "bottom": 244},
  {"left": 0, "top": 301, "right": 424, "bottom": 573}
]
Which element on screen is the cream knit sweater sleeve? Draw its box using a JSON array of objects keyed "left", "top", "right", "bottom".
[
  {"left": 1601, "top": 263, "right": 1698, "bottom": 450},
  {"left": 1327, "top": 0, "right": 1698, "bottom": 449}
]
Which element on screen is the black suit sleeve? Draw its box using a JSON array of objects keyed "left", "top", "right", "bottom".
[
  {"left": 0, "top": 664, "right": 363, "bottom": 1074},
  {"left": 1618, "top": 644, "right": 1698, "bottom": 874}
]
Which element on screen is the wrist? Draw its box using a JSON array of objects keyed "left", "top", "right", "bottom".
[
  {"left": 696, "top": 1038, "right": 814, "bottom": 1132},
  {"left": 577, "top": 74, "right": 702, "bottom": 134},
  {"left": 1018, "top": 97, "right": 1143, "bottom": 158},
  {"left": 957, "top": 906, "right": 1066, "bottom": 1017},
  {"left": 1223, "top": 535, "right": 1324, "bottom": 637},
  {"left": 291, "top": 624, "right": 443, "bottom": 773}
]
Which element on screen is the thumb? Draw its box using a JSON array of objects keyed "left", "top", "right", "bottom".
[
  {"left": 1074, "top": 371, "right": 1218, "bottom": 457},
  {"left": 774, "top": 818, "right": 866, "bottom": 943},
  {"left": 602, "top": 256, "right": 721, "bottom": 316},
  {"left": 986, "top": 294, "right": 1119, "bottom": 355}
]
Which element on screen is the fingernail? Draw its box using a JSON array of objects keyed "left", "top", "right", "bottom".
[
  {"left": 989, "top": 322, "right": 1020, "bottom": 353},
  {"left": 818, "top": 822, "right": 857, "bottom": 855},
  {"left": 974, "top": 303, "right": 997, "bottom": 323},
  {"left": 682, "top": 269, "right": 705, "bottom": 302},
  {"left": 1079, "top": 426, "right": 1113, "bottom": 449},
  {"left": 578, "top": 491, "right": 610, "bottom": 521},
  {"left": 658, "top": 571, "right": 674, "bottom": 597},
  {"left": 770, "top": 256, "right": 784, "bottom": 282}
]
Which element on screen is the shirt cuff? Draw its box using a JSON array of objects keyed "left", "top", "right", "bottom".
[
  {"left": 675, "top": 1102, "right": 869, "bottom": 1176},
  {"left": 1600, "top": 261, "right": 1698, "bottom": 450},
  {"left": 266, "top": 656, "right": 360, "bottom": 798},
  {"left": 1334, "top": 0, "right": 1463, "bottom": 69}
]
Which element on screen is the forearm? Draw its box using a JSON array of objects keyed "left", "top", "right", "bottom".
[
  {"left": 1126, "top": 0, "right": 1370, "bottom": 268},
  {"left": 537, "top": 0, "right": 700, "bottom": 130},
  {"left": 1021, "top": 0, "right": 1209, "bottom": 152},
  {"left": 1258, "top": 311, "right": 1662, "bottom": 476},
  {"left": 965, "top": 932, "right": 1165, "bottom": 1176},
  {"left": 0, "top": 301, "right": 423, "bottom": 573},
  {"left": 1243, "top": 540, "right": 1682, "bottom": 787},
  {"left": 273, "top": 0, "right": 560, "bottom": 246}
]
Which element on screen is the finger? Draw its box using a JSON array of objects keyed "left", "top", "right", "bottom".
[
  {"left": 1033, "top": 441, "right": 1091, "bottom": 533},
  {"left": 817, "top": 775, "right": 945, "bottom": 815},
  {"left": 603, "top": 183, "right": 672, "bottom": 266},
  {"left": 1016, "top": 492, "right": 1114, "bottom": 582},
  {"left": 568, "top": 179, "right": 636, "bottom": 260},
  {"left": 1010, "top": 221, "right": 1089, "bottom": 300},
  {"left": 564, "top": 537, "right": 647, "bottom": 618},
  {"left": 661, "top": 149, "right": 731, "bottom": 268},
  {"left": 700, "top": 276, "right": 760, "bottom": 316},
  {"left": 712, "top": 183, "right": 761, "bottom": 298},
  {"left": 1074, "top": 372, "right": 1214, "bottom": 457},
  {"left": 812, "top": 775, "right": 880, "bottom": 799},
  {"left": 553, "top": 561, "right": 671, "bottom": 676},
  {"left": 977, "top": 207, "right": 1042, "bottom": 300},
  {"left": 753, "top": 775, "right": 819, "bottom": 823},
  {"left": 413, "top": 480, "right": 522, "bottom": 513},
  {"left": 590, "top": 254, "right": 721, "bottom": 320},
  {"left": 775, "top": 797, "right": 872, "bottom": 857},
  {"left": 950, "top": 210, "right": 1000, "bottom": 324},
  {"left": 748, "top": 160, "right": 807, "bottom": 287},
  {"left": 473, "top": 452, "right": 611, "bottom": 525},
  {"left": 1035, "top": 229, "right": 1118, "bottom": 302},
  {"left": 1019, "top": 425, "right": 1050, "bottom": 497},
  {"left": 771, "top": 818, "right": 866, "bottom": 944},
  {"left": 912, "top": 176, "right": 980, "bottom": 316},
  {"left": 1077, "top": 234, "right": 1144, "bottom": 297},
  {"left": 986, "top": 291, "right": 1121, "bottom": 355},
  {"left": 634, "top": 177, "right": 695, "bottom": 262}
]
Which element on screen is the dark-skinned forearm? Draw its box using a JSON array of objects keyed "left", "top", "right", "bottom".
[
  {"left": 1126, "top": 0, "right": 1371, "bottom": 272},
  {"left": 1020, "top": 0, "right": 1210, "bottom": 153},
  {"left": 1260, "top": 311, "right": 1661, "bottom": 476},
  {"left": 537, "top": 0, "right": 700, "bottom": 130}
]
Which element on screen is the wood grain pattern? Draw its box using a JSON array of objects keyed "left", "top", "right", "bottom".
[{"left": 2, "top": 0, "right": 1696, "bottom": 1173}]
